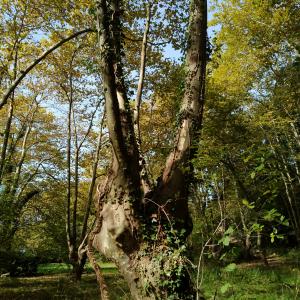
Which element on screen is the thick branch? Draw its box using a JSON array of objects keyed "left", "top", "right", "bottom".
[
  {"left": 133, "top": 3, "right": 152, "bottom": 194},
  {"left": 96, "top": 0, "right": 127, "bottom": 164},
  {"left": 16, "top": 189, "right": 40, "bottom": 212},
  {"left": 161, "top": 0, "right": 207, "bottom": 185},
  {"left": 151, "top": 0, "right": 207, "bottom": 227},
  {"left": 96, "top": 0, "right": 140, "bottom": 187},
  {"left": 110, "top": 0, "right": 140, "bottom": 169},
  {"left": 0, "top": 47, "right": 19, "bottom": 183},
  {"left": 134, "top": 2, "right": 151, "bottom": 143},
  {"left": 0, "top": 101, "right": 14, "bottom": 182}
]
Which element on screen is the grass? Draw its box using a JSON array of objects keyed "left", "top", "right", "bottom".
[
  {"left": 0, "top": 262, "right": 129, "bottom": 300},
  {"left": 201, "top": 260, "right": 300, "bottom": 299},
  {"left": 0, "top": 273, "right": 130, "bottom": 300},
  {"left": 37, "top": 262, "right": 117, "bottom": 275},
  {"left": 0, "top": 250, "right": 299, "bottom": 299}
]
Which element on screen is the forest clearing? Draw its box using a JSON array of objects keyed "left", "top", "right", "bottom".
[
  {"left": 0, "top": 0, "right": 299, "bottom": 299},
  {"left": 1, "top": 250, "right": 299, "bottom": 299}
]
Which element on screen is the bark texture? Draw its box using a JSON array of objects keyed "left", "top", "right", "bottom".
[{"left": 91, "top": 0, "right": 207, "bottom": 299}]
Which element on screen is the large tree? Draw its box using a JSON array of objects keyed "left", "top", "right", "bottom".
[{"left": 87, "top": 0, "right": 207, "bottom": 299}]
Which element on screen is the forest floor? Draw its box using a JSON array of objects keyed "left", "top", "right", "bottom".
[{"left": 0, "top": 249, "right": 299, "bottom": 300}]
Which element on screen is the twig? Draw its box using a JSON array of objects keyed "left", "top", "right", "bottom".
[{"left": 196, "top": 218, "right": 226, "bottom": 300}]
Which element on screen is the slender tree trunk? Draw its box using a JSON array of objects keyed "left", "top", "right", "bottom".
[
  {"left": 11, "top": 125, "right": 32, "bottom": 194},
  {"left": 281, "top": 172, "right": 300, "bottom": 243},
  {"left": 65, "top": 73, "right": 81, "bottom": 280},
  {"left": 66, "top": 86, "right": 74, "bottom": 266},
  {"left": 272, "top": 134, "right": 300, "bottom": 243},
  {"left": 134, "top": 2, "right": 151, "bottom": 145},
  {"left": 74, "top": 122, "right": 105, "bottom": 282},
  {"left": 80, "top": 111, "right": 106, "bottom": 243},
  {"left": 291, "top": 122, "right": 300, "bottom": 149},
  {"left": 63, "top": 51, "right": 103, "bottom": 279},
  {"left": 235, "top": 185, "right": 252, "bottom": 260},
  {"left": 213, "top": 174, "right": 225, "bottom": 233},
  {"left": 0, "top": 48, "right": 19, "bottom": 183},
  {"left": 0, "top": 100, "right": 14, "bottom": 183}
]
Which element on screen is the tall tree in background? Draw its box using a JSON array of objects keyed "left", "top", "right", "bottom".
[
  {"left": 209, "top": 0, "right": 300, "bottom": 243},
  {"left": 0, "top": 0, "right": 95, "bottom": 252},
  {"left": 189, "top": 0, "right": 300, "bottom": 261},
  {"left": 42, "top": 35, "right": 106, "bottom": 279},
  {"left": 87, "top": 0, "right": 207, "bottom": 299}
]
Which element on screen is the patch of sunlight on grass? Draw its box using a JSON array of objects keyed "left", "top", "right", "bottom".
[{"left": 37, "top": 262, "right": 117, "bottom": 275}]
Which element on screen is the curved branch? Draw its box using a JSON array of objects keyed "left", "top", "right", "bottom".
[{"left": 0, "top": 28, "right": 94, "bottom": 110}]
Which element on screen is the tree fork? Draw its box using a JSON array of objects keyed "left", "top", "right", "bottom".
[{"left": 91, "top": 0, "right": 207, "bottom": 299}]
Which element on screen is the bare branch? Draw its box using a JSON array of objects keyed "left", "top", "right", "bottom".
[{"left": 80, "top": 109, "right": 106, "bottom": 243}]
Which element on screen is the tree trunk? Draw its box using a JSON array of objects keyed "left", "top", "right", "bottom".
[
  {"left": 70, "top": 253, "right": 87, "bottom": 281},
  {"left": 90, "top": 0, "right": 207, "bottom": 299},
  {"left": 0, "top": 100, "right": 14, "bottom": 183}
]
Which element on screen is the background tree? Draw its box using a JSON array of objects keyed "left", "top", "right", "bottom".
[{"left": 189, "top": 0, "right": 300, "bottom": 264}]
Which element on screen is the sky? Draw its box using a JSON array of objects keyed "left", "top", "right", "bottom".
[{"left": 163, "top": 0, "right": 220, "bottom": 61}]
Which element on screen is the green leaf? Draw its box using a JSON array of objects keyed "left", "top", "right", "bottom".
[
  {"left": 263, "top": 208, "right": 280, "bottom": 221},
  {"left": 282, "top": 219, "right": 289, "bottom": 226},
  {"left": 277, "top": 234, "right": 284, "bottom": 240},
  {"left": 220, "top": 283, "right": 232, "bottom": 294},
  {"left": 221, "top": 236, "right": 230, "bottom": 246},
  {"left": 224, "top": 263, "right": 237, "bottom": 272},
  {"left": 250, "top": 171, "right": 256, "bottom": 179},
  {"left": 219, "top": 253, "right": 227, "bottom": 261},
  {"left": 263, "top": 190, "right": 271, "bottom": 196},
  {"left": 225, "top": 226, "right": 234, "bottom": 235},
  {"left": 256, "top": 163, "right": 265, "bottom": 171},
  {"left": 242, "top": 199, "right": 255, "bottom": 209},
  {"left": 251, "top": 223, "right": 264, "bottom": 232},
  {"left": 242, "top": 199, "right": 249, "bottom": 206},
  {"left": 243, "top": 156, "right": 251, "bottom": 163},
  {"left": 270, "top": 232, "right": 275, "bottom": 243}
]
